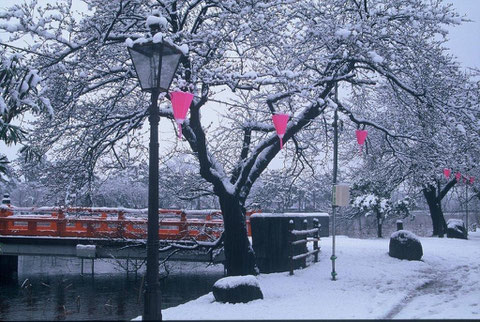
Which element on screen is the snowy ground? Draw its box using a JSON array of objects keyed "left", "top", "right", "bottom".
[{"left": 135, "top": 231, "right": 480, "bottom": 320}]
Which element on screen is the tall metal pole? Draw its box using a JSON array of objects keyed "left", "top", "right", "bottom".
[
  {"left": 331, "top": 85, "right": 339, "bottom": 281},
  {"left": 144, "top": 88, "right": 162, "bottom": 321}
]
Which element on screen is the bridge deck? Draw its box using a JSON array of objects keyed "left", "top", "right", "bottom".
[{"left": 0, "top": 235, "right": 224, "bottom": 262}]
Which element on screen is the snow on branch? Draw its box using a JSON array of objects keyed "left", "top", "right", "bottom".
[{"left": 337, "top": 100, "right": 422, "bottom": 142}]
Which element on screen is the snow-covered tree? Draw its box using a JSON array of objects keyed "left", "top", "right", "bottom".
[
  {"left": 0, "top": 51, "right": 52, "bottom": 177},
  {"left": 351, "top": 179, "right": 413, "bottom": 237},
  {"left": 0, "top": 0, "right": 469, "bottom": 275}
]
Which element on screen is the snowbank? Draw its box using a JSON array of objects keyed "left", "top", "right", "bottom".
[{"left": 133, "top": 231, "right": 480, "bottom": 320}]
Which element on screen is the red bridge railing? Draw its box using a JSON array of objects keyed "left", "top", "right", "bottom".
[{"left": 0, "top": 205, "right": 257, "bottom": 242}]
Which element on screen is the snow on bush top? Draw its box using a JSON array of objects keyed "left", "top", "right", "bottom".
[
  {"left": 390, "top": 230, "right": 420, "bottom": 243},
  {"left": 447, "top": 218, "right": 464, "bottom": 229},
  {"left": 214, "top": 275, "right": 259, "bottom": 289}
]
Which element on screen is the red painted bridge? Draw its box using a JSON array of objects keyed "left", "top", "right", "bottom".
[
  {"left": 0, "top": 203, "right": 258, "bottom": 269},
  {"left": 0, "top": 204, "right": 256, "bottom": 241}
]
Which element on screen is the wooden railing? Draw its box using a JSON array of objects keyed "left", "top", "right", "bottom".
[
  {"left": 0, "top": 205, "right": 256, "bottom": 242},
  {"left": 288, "top": 218, "right": 321, "bottom": 275}
]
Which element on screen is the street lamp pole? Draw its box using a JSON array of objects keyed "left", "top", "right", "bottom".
[
  {"left": 145, "top": 88, "right": 161, "bottom": 320},
  {"left": 331, "top": 84, "right": 339, "bottom": 281},
  {"left": 127, "top": 23, "right": 183, "bottom": 320}
]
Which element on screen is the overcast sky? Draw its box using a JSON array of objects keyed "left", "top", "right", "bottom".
[
  {"left": 1, "top": 0, "right": 480, "bottom": 161},
  {"left": 445, "top": 0, "right": 480, "bottom": 70}
]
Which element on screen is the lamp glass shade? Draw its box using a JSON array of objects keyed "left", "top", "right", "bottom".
[{"left": 128, "top": 42, "right": 182, "bottom": 92}]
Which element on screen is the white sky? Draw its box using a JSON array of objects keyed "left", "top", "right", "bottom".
[{"left": 1, "top": 0, "right": 480, "bottom": 161}]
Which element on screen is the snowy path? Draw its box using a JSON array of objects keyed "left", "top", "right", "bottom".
[
  {"left": 388, "top": 232, "right": 480, "bottom": 319},
  {"left": 133, "top": 231, "right": 480, "bottom": 320}
]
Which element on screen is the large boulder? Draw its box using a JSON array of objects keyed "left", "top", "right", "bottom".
[
  {"left": 212, "top": 275, "right": 263, "bottom": 303},
  {"left": 389, "top": 230, "right": 423, "bottom": 261},
  {"left": 446, "top": 219, "right": 467, "bottom": 239}
]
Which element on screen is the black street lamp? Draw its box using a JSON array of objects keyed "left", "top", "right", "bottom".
[{"left": 127, "top": 27, "right": 183, "bottom": 321}]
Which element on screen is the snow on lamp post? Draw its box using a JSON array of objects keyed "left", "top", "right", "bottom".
[
  {"left": 272, "top": 113, "right": 289, "bottom": 149},
  {"left": 127, "top": 20, "right": 183, "bottom": 321},
  {"left": 171, "top": 91, "right": 194, "bottom": 138},
  {"left": 355, "top": 129, "right": 368, "bottom": 153}
]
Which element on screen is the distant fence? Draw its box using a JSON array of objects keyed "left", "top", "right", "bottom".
[{"left": 288, "top": 218, "right": 320, "bottom": 275}]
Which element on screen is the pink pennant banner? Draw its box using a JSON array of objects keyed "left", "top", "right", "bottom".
[
  {"left": 272, "top": 113, "right": 289, "bottom": 149},
  {"left": 170, "top": 91, "right": 194, "bottom": 138},
  {"left": 455, "top": 172, "right": 461, "bottom": 182},
  {"left": 355, "top": 129, "right": 368, "bottom": 153},
  {"left": 470, "top": 176, "right": 475, "bottom": 185},
  {"left": 443, "top": 168, "right": 451, "bottom": 179}
]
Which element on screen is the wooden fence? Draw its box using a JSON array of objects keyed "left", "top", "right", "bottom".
[{"left": 288, "top": 218, "right": 320, "bottom": 275}]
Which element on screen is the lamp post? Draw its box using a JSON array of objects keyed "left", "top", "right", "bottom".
[{"left": 127, "top": 25, "right": 183, "bottom": 321}]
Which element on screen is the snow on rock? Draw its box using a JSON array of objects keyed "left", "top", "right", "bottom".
[
  {"left": 213, "top": 275, "right": 259, "bottom": 289},
  {"left": 212, "top": 275, "right": 263, "bottom": 304},
  {"left": 446, "top": 218, "right": 467, "bottom": 239},
  {"left": 447, "top": 218, "right": 464, "bottom": 230},
  {"left": 389, "top": 230, "right": 423, "bottom": 261},
  {"left": 390, "top": 229, "right": 420, "bottom": 243}
]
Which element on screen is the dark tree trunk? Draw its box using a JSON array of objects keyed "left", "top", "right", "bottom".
[
  {"left": 423, "top": 184, "right": 448, "bottom": 237},
  {"left": 219, "top": 193, "right": 258, "bottom": 276},
  {"left": 376, "top": 211, "right": 382, "bottom": 238}
]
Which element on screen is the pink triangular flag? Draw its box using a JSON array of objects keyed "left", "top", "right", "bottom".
[
  {"left": 443, "top": 168, "right": 451, "bottom": 179},
  {"left": 171, "top": 91, "right": 194, "bottom": 138},
  {"left": 470, "top": 176, "right": 475, "bottom": 184},
  {"left": 455, "top": 172, "right": 461, "bottom": 182},
  {"left": 355, "top": 129, "right": 368, "bottom": 153},
  {"left": 272, "top": 113, "right": 289, "bottom": 149}
]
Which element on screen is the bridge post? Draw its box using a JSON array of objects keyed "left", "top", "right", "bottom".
[{"left": 0, "top": 255, "right": 18, "bottom": 284}]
